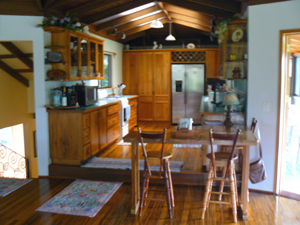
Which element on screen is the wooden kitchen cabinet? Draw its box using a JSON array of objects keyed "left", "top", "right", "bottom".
[
  {"left": 48, "top": 102, "right": 120, "bottom": 166},
  {"left": 123, "top": 50, "right": 171, "bottom": 122},
  {"left": 206, "top": 49, "right": 220, "bottom": 78},
  {"left": 44, "top": 27, "right": 104, "bottom": 81},
  {"left": 128, "top": 97, "right": 138, "bottom": 131}
]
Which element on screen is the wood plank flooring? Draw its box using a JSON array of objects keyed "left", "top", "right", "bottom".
[{"left": 0, "top": 178, "right": 300, "bottom": 224}]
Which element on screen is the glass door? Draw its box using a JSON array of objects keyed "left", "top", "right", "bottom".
[
  {"left": 80, "top": 37, "right": 88, "bottom": 79},
  {"left": 89, "top": 41, "right": 96, "bottom": 78},
  {"left": 70, "top": 35, "right": 80, "bottom": 79}
]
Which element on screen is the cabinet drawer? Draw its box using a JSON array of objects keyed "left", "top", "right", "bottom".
[
  {"left": 129, "top": 98, "right": 138, "bottom": 107},
  {"left": 84, "top": 128, "right": 90, "bottom": 145},
  {"left": 107, "top": 112, "right": 120, "bottom": 129},
  {"left": 129, "top": 115, "right": 137, "bottom": 131},
  {"left": 107, "top": 124, "right": 120, "bottom": 144},
  {"left": 131, "top": 105, "right": 137, "bottom": 117},
  {"left": 83, "top": 113, "right": 90, "bottom": 129},
  {"left": 107, "top": 104, "right": 120, "bottom": 116},
  {"left": 84, "top": 144, "right": 91, "bottom": 160}
]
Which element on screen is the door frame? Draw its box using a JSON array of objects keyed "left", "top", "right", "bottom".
[{"left": 276, "top": 29, "right": 300, "bottom": 197}]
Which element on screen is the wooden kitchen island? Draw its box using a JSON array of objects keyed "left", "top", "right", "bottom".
[{"left": 123, "top": 125, "right": 258, "bottom": 220}]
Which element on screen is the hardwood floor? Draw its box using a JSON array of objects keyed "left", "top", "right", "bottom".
[{"left": 0, "top": 178, "right": 300, "bottom": 224}]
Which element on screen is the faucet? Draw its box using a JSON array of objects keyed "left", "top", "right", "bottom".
[{"left": 118, "top": 83, "right": 126, "bottom": 96}]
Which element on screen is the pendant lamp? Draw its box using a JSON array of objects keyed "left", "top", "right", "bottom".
[
  {"left": 165, "top": 21, "right": 176, "bottom": 41},
  {"left": 150, "top": 2, "right": 164, "bottom": 28}
]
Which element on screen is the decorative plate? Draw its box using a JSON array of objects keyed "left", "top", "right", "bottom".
[
  {"left": 187, "top": 43, "right": 195, "bottom": 49},
  {"left": 231, "top": 29, "right": 244, "bottom": 42}
]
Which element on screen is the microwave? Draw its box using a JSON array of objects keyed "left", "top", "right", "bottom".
[{"left": 75, "top": 86, "right": 98, "bottom": 106}]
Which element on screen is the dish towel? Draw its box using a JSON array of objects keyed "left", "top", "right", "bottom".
[{"left": 124, "top": 105, "right": 131, "bottom": 120}]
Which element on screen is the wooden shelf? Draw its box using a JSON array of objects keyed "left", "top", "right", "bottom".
[
  {"left": 45, "top": 62, "right": 68, "bottom": 65},
  {"left": 226, "top": 60, "right": 247, "bottom": 62},
  {"left": 45, "top": 46, "right": 67, "bottom": 49}
]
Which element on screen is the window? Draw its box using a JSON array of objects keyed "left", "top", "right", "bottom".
[{"left": 99, "top": 54, "right": 112, "bottom": 88}]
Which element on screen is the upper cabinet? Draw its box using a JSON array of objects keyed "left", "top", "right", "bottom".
[
  {"left": 44, "top": 27, "right": 104, "bottom": 81},
  {"left": 220, "top": 19, "right": 247, "bottom": 80}
]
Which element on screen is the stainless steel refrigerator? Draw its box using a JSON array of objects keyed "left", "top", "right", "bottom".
[{"left": 171, "top": 64, "right": 205, "bottom": 124}]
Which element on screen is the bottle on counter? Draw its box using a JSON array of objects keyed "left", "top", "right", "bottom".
[
  {"left": 61, "top": 87, "right": 67, "bottom": 107},
  {"left": 53, "top": 89, "right": 61, "bottom": 107}
]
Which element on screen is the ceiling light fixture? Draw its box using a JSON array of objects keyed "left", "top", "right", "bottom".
[
  {"left": 150, "top": 2, "right": 163, "bottom": 28},
  {"left": 112, "top": 27, "right": 117, "bottom": 35},
  {"left": 121, "top": 31, "right": 126, "bottom": 40},
  {"left": 165, "top": 21, "right": 176, "bottom": 41}
]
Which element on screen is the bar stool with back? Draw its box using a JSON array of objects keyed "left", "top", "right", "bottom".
[
  {"left": 201, "top": 128, "right": 241, "bottom": 223},
  {"left": 138, "top": 127, "right": 175, "bottom": 218}
]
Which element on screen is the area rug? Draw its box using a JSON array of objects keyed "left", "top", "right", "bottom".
[
  {"left": 173, "top": 144, "right": 202, "bottom": 148},
  {"left": 82, "top": 157, "right": 184, "bottom": 172},
  {"left": 0, "top": 178, "right": 32, "bottom": 197},
  {"left": 36, "top": 179, "right": 122, "bottom": 217}
]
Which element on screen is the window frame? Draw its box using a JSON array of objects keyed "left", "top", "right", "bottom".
[{"left": 99, "top": 53, "right": 112, "bottom": 88}]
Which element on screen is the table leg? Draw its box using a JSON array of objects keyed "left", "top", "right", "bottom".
[
  {"left": 131, "top": 142, "right": 140, "bottom": 215},
  {"left": 240, "top": 146, "right": 250, "bottom": 220}
]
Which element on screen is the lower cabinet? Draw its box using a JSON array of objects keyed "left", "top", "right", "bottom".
[
  {"left": 128, "top": 97, "right": 138, "bottom": 131},
  {"left": 48, "top": 102, "right": 120, "bottom": 166}
]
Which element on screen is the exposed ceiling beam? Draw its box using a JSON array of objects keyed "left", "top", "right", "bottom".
[
  {"left": 43, "top": 0, "right": 57, "bottom": 10},
  {"left": 107, "top": 12, "right": 166, "bottom": 34},
  {"left": 15, "top": 69, "right": 34, "bottom": 73},
  {"left": 0, "top": 53, "right": 33, "bottom": 59},
  {"left": 163, "top": 4, "right": 213, "bottom": 24},
  {"left": 188, "top": 0, "right": 241, "bottom": 13},
  {"left": 0, "top": 60, "right": 29, "bottom": 87},
  {"left": 168, "top": 12, "right": 210, "bottom": 29},
  {"left": 172, "top": 19, "right": 211, "bottom": 35},
  {"left": 69, "top": 0, "right": 125, "bottom": 17},
  {"left": 96, "top": 5, "right": 157, "bottom": 31},
  {"left": 0, "top": 42, "right": 33, "bottom": 69},
  {"left": 247, "top": 0, "right": 289, "bottom": 6},
  {"left": 116, "top": 18, "right": 169, "bottom": 38},
  {"left": 82, "top": 0, "right": 152, "bottom": 25},
  {"left": 35, "top": 0, "right": 44, "bottom": 11},
  {"left": 157, "top": 2, "right": 172, "bottom": 21},
  {"left": 161, "top": 0, "right": 234, "bottom": 19},
  {"left": 120, "top": 31, "right": 147, "bottom": 42},
  {"left": 0, "top": 1, "right": 43, "bottom": 16}
]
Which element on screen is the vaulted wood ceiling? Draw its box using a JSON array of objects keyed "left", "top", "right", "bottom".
[{"left": 0, "top": 0, "right": 289, "bottom": 46}]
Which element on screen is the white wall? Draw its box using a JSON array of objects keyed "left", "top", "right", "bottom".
[
  {"left": 248, "top": 1, "right": 300, "bottom": 191},
  {"left": 0, "top": 15, "right": 48, "bottom": 175}
]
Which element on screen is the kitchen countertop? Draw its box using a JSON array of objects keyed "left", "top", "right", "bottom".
[
  {"left": 46, "top": 95, "right": 138, "bottom": 112},
  {"left": 200, "top": 96, "right": 226, "bottom": 113}
]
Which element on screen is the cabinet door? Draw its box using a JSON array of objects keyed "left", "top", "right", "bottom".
[
  {"left": 70, "top": 35, "right": 80, "bottom": 80},
  {"left": 97, "top": 43, "right": 104, "bottom": 79},
  {"left": 122, "top": 52, "right": 139, "bottom": 95},
  {"left": 153, "top": 52, "right": 171, "bottom": 121},
  {"left": 138, "top": 52, "right": 154, "bottom": 121},
  {"left": 99, "top": 107, "right": 108, "bottom": 149},
  {"left": 89, "top": 40, "right": 97, "bottom": 79},
  {"left": 80, "top": 37, "right": 89, "bottom": 79},
  {"left": 206, "top": 49, "right": 220, "bottom": 78},
  {"left": 89, "top": 110, "right": 100, "bottom": 155}
]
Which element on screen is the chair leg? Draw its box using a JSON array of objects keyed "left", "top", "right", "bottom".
[
  {"left": 233, "top": 163, "right": 239, "bottom": 206},
  {"left": 201, "top": 165, "right": 213, "bottom": 220},
  {"left": 218, "top": 166, "right": 226, "bottom": 201},
  {"left": 139, "top": 164, "right": 149, "bottom": 216},
  {"left": 167, "top": 160, "right": 175, "bottom": 207},
  {"left": 230, "top": 162, "right": 237, "bottom": 223},
  {"left": 163, "top": 159, "right": 172, "bottom": 219}
]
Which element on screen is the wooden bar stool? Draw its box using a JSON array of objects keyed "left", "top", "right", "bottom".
[
  {"left": 138, "top": 127, "right": 174, "bottom": 219},
  {"left": 201, "top": 128, "right": 241, "bottom": 223}
]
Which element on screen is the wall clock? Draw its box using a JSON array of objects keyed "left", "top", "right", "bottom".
[{"left": 231, "top": 29, "right": 243, "bottom": 42}]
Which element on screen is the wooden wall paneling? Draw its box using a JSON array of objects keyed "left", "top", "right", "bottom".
[
  {"left": 138, "top": 52, "right": 154, "bottom": 121},
  {"left": 89, "top": 110, "right": 100, "bottom": 155},
  {"left": 153, "top": 51, "right": 171, "bottom": 121},
  {"left": 206, "top": 49, "right": 220, "bottom": 78},
  {"left": 122, "top": 52, "right": 139, "bottom": 95}
]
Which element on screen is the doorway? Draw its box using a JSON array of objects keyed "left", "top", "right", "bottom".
[{"left": 278, "top": 30, "right": 300, "bottom": 200}]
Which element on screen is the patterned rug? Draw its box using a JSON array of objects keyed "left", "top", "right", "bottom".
[
  {"left": 82, "top": 157, "right": 184, "bottom": 172},
  {"left": 0, "top": 178, "right": 32, "bottom": 197},
  {"left": 36, "top": 180, "right": 122, "bottom": 217},
  {"left": 173, "top": 144, "right": 202, "bottom": 148}
]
